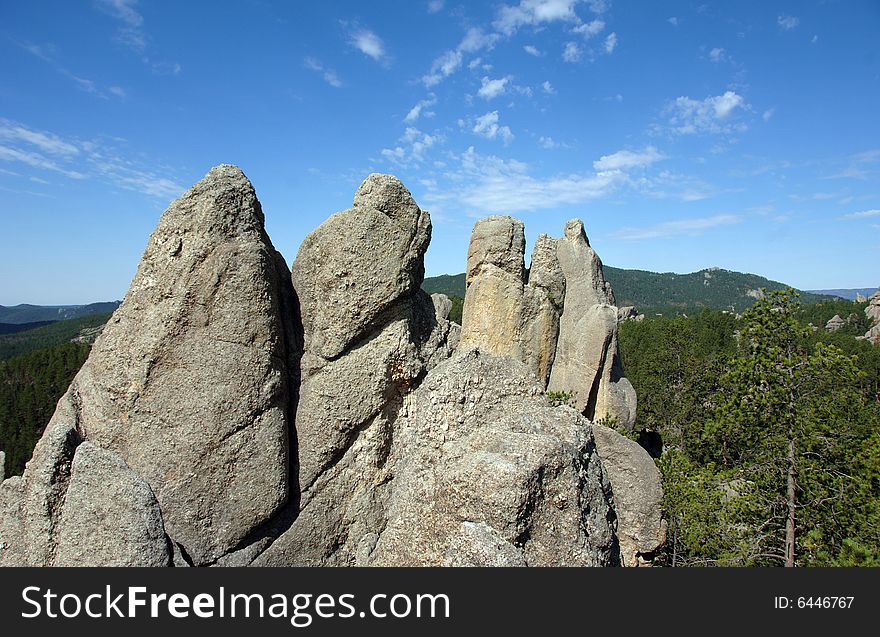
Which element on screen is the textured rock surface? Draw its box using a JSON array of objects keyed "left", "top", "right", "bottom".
[
  {"left": 0, "top": 450, "right": 4, "bottom": 482},
  {"left": 549, "top": 220, "right": 636, "bottom": 429},
  {"left": 592, "top": 424, "right": 665, "bottom": 566},
  {"left": 21, "top": 165, "right": 297, "bottom": 565},
  {"left": 825, "top": 314, "right": 846, "bottom": 332},
  {"left": 254, "top": 175, "right": 458, "bottom": 566},
  {"left": 460, "top": 216, "right": 527, "bottom": 359},
  {"left": 366, "top": 349, "right": 618, "bottom": 566},
  {"left": 292, "top": 174, "right": 431, "bottom": 360},
  {"left": 54, "top": 442, "right": 171, "bottom": 567},
  {"left": 460, "top": 222, "right": 564, "bottom": 385}
]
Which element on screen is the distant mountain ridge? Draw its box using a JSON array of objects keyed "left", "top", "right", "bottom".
[
  {"left": 0, "top": 302, "right": 120, "bottom": 324},
  {"left": 424, "top": 266, "right": 839, "bottom": 313},
  {"left": 806, "top": 288, "right": 878, "bottom": 301}
]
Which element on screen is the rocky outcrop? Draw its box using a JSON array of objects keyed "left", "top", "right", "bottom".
[
  {"left": 549, "top": 220, "right": 637, "bottom": 430},
  {"left": 861, "top": 290, "right": 880, "bottom": 345},
  {"left": 0, "top": 450, "right": 4, "bottom": 482},
  {"left": 1, "top": 165, "right": 298, "bottom": 566},
  {"left": 252, "top": 175, "right": 459, "bottom": 566},
  {"left": 825, "top": 314, "right": 846, "bottom": 332},
  {"left": 592, "top": 425, "right": 666, "bottom": 566},
  {"left": 459, "top": 216, "right": 636, "bottom": 430},
  {"left": 366, "top": 349, "right": 617, "bottom": 566},
  {"left": 53, "top": 442, "right": 170, "bottom": 567},
  {"left": 1, "top": 168, "right": 662, "bottom": 568}
]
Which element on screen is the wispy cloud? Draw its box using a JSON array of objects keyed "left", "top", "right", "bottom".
[
  {"left": 0, "top": 118, "right": 184, "bottom": 198},
  {"left": 777, "top": 15, "right": 799, "bottom": 31},
  {"left": 349, "top": 28, "right": 389, "bottom": 63},
  {"left": 494, "top": 0, "right": 582, "bottom": 35},
  {"left": 708, "top": 47, "right": 725, "bottom": 63},
  {"left": 542, "top": 80, "right": 556, "bottom": 95},
  {"left": 17, "top": 41, "right": 128, "bottom": 99},
  {"left": 404, "top": 95, "right": 437, "bottom": 123},
  {"left": 614, "top": 214, "right": 742, "bottom": 241},
  {"left": 524, "top": 44, "right": 542, "bottom": 56},
  {"left": 304, "top": 57, "right": 343, "bottom": 87},
  {"left": 574, "top": 18, "right": 605, "bottom": 37},
  {"left": 658, "top": 91, "right": 749, "bottom": 136},
  {"left": 603, "top": 32, "right": 617, "bottom": 53},
  {"left": 840, "top": 209, "right": 880, "bottom": 220},
  {"left": 422, "top": 28, "right": 498, "bottom": 87},
  {"left": 0, "top": 119, "right": 80, "bottom": 156},
  {"left": 593, "top": 146, "right": 664, "bottom": 171},
  {"left": 427, "top": 0, "right": 445, "bottom": 13},
  {"left": 478, "top": 76, "right": 510, "bottom": 100},
  {"left": 380, "top": 127, "right": 441, "bottom": 167},
  {"left": 94, "top": 0, "right": 181, "bottom": 72},
  {"left": 472, "top": 111, "right": 514, "bottom": 144},
  {"left": 562, "top": 41, "right": 582, "bottom": 63}
]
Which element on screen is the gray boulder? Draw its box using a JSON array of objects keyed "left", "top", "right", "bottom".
[
  {"left": 549, "top": 220, "right": 636, "bottom": 429},
  {"left": 53, "top": 442, "right": 171, "bottom": 566},
  {"left": 292, "top": 174, "right": 431, "bottom": 360},
  {"left": 592, "top": 425, "right": 666, "bottom": 566},
  {"left": 253, "top": 175, "right": 457, "bottom": 566},
  {"left": 25, "top": 165, "right": 297, "bottom": 565},
  {"left": 825, "top": 314, "right": 846, "bottom": 332},
  {"left": 366, "top": 349, "right": 618, "bottom": 566}
]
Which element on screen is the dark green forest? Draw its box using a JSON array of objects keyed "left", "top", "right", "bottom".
[
  {"left": 620, "top": 291, "right": 880, "bottom": 566},
  {"left": 0, "top": 312, "right": 110, "bottom": 360},
  {"left": 0, "top": 342, "right": 90, "bottom": 476}
]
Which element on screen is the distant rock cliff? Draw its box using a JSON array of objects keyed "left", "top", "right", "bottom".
[{"left": 0, "top": 166, "right": 663, "bottom": 567}]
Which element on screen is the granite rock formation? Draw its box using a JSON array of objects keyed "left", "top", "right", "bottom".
[
  {"left": 461, "top": 217, "right": 637, "bottom": 430},
  {"left": 1, "top": 168, "right": 662, "bottom": 568}
]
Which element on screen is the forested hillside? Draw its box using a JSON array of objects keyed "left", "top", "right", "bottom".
[
  {"left": 619, "top": 292, "right": 880, "bottom": 566},
  {"left": 423, "top": 267, "right": 838, "bottom": 313},
  {"left": 0, "top": 342, "right": 90, "bottom": 476},
  {"left": 0, "top": 301, "right": 119, "bottom": 324},
  {"left": 0, "top": 312, "right": 111, "bottom": 360}
]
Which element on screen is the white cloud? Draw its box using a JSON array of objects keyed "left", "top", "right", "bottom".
[
  {"left": 614, "top": 214, "right": 742, "bottom": 241},
  {"left": 562, "top": 41, "right": 582, "bottom": 63},
  {"left": 473, "top": 111, "right": 514, "bottom": 144},
  {"left": 304, "top": 57, "right": 342, "bottom": 88},
  {"left": 404, "top": 95, "right": 437, "bottom": 123},
  {"left": 668, "top": 17, "right": 679, "bottom": 26},
  {"left": 840, "top": 209, "right": 880, "bottom": 220},
  {"left": 593, "top": 146, "right": 664, "bottom": 171},
  {"left": 811, "top": 35, "right": 818, "bottom": 45},
  {"left": 96, "top": 0, "right": 147, "bottom": 53},
  {"left": 604, "top": 32, "right": 617, "bottom": 53},
  {"left": 0, "top": 145, "right": 85, "bottom": 179},
  {"left": 762, "top": 108, "right": 775, "bottom": 122},
  {"left": 108, "top": 85, "right": 127, "bottom": 99},
  {"left": 524, "top": 44, "right": 542, "bottom": 56},
  {"left": 478, "top": 76, "right": 510, "bottom": 100},
  {"left": 494, "top": 0, "right": 582, "bottom": 35},
  {"left": 350, "top": 29, "right": 387, "bottom": 62},
  {"left": 381, "top": 127, "right": 440, "bottom": 166},
  {"left": 777, "top": 15, "right": 799, "bottom": 30},
  {"left": 459, "top": 27, "right": 500, "bottom": 53},
  {"left": 539, "top": 136, "right": 563, "bottom": 149},
  {"left": 422, "top": 28, "right": 499, "bottom": 87},
  {"left": 0, "top": 118, "right": 186, "bottom": 198},
  {"left": 427, "top": 0, "right": 445, "bottom": 13},
  {"left": 0, "top": 119, "right": 80, "bottom": 156},
  {"left": 96, "top": 0, "right": 143, "bottom": 27},
  {"left": 709, "top": 47, "right": 725, "bottom": 63},
  {"left": 542, "top": 80, "right": 556, "bottom": 95},
  {"left": 662, "top": 91, "right": 748, "bottom": 135},
  {"left": 573, "top": 19, "right": 605, "bottom": 37}
]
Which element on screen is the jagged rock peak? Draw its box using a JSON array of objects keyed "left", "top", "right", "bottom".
[
  {"left": 293, "top": 173, "right": 431, "bottom": 361},
  {"left": 0, "top": 164, "right": 298, "bottom": 566},
  {"left": 465, "top": 215, "right": 526, "bottom": 285}
]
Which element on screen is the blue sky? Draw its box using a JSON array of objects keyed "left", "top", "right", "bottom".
[{"left": 1, "top": 0, "right": 878, "bottom": 304}]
